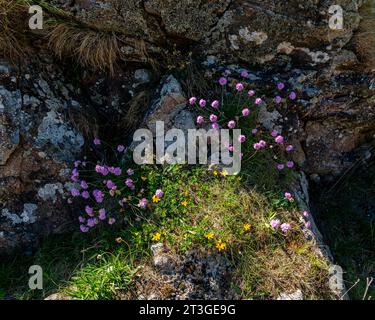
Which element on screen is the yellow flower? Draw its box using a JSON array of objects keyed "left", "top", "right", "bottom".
[
  {"left": 215, "top": 240, "right": 226, "bottom": 251},
  {"left": 243, "top": 223, "right": 251, "bottom": 231},
  {"left": 151, "top": 232, "right": 161, "bottom": 241},
  {"left": 152, "top": 195, "right": 160, "bottom": 203},
  {"left": 141, "top": 176, "right": 147, "bottom": 181},
  {"left": 181, "top": 200, "right": 188, "bottom": 207},
  {"left": 205, "top": 232, "right": 214, "bottom": 240},
  {"left": 213, "top": 170, "right": 218, "bottom": 176},
  {"left": 220, "top": 170, "right": 228, "bottom": 177}
]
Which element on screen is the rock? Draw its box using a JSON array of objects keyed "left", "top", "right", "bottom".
[
  {"left": 0, "top": 59, "right": 87, "bottom": 253},
  {"left": 150, "top": 242, "right": 164, "bottom": 256},
  {"left": 145, "top": 75, "right": 187, "bottom": 135},
  {"left": 151, "top": 243, "right": 177, "bottom": 275},
  {"left": 153, "top": 254, "right": 177, "bottom": 275},
  {"left": 277, "top": 289, "right": 304, "bottom": 300},
  {"left": 138, "top": 247, "right": 236, "bottom": 300},
  {"left": 134, "top": 69, "right": 151, "bottom": 84},
  {"left": 44, "top": 293, "right": 70, "bottom": 300},
  {"left": 37, "top": 183, "right": 64, "bottom": 203},
  {"left": 258, "top": 106, "right": 282, "bottom": 132}
]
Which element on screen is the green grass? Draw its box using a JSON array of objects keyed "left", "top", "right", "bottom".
[{"left": 0, "top": 163, "right": 332, "bottom": 300}]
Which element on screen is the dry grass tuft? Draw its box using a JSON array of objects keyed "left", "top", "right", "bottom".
[
  {"left": 0, "top": 0, "right": 29, "bottom": 60},
  {"left": 47, "top": 24, "right": 120, "bottom": 74},
  {"left": 355, "top": 1, "right": 375, "bottom": 70}
]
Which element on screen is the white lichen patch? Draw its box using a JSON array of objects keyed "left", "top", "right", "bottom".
[
  {"left": 1, "top": 203, "right": 38, "bottom": 225},
  {"left": 299, "top": 48, "right": 330, "bottom": 65},
  {"left": 277, "top": 42, "right": 295, "bottom": 54},
  {"left": 37, "top": 183, "right": 64, "bottom": 203},
  {"left": 238, "top": 28, "right": 268, "bottom": 45},
  {"left": 230, "top": 28, "right": 268, "bottom": 51},
  {"left": 229, "top": 34, "right": 240, "bottom": 50}
]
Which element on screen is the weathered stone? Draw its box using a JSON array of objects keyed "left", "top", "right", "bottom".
[{"left": 277, "top": 289, "right": 304, "bottom": 300}]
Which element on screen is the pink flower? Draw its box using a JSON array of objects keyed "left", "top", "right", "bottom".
[
  {"left": 138, "top": 198, "right": 147, "bottom": 209},
  {"left": 82, "top": 191, "right": 90, "bottom": 199},
  {"left": 93, "top": 189, "right": 104, "bottom": 203},
  {"left": 251, "top": 128, "right": 258, "bottom": 135},
  {"left": 87, "top": 218, "right": 97, "bottom": 227},
  {"left": 99, "top": 208, "right": 106, "bottom": 220},
  {"left": 284, "top": 192, "right": 294, "bottom": 202},
  {"left": 305, "top": 221, "right": 311, "bottom": 229},
  {"left": 289, "top": 91, "right": 297, "bottom": 100},
  {"left": 236, "top": 83, "right": 244, "bottom": 91},
  {"left": 303, "top": 211, "right": 309, "bottom": 218},
  {"left": 85, "top": 205, "right": 94, "bottom": 216},
  {"left": 108, "top": 218, "right": 116, "bottom": 225},
  {"left": 228, "top": 145, "right": 235, "bottom": 152},
  {"left": 259, "top": 140, "right": 267, "bottom": 148},
  {"left": 280, "top": 223, "right": 291, "bottom": 233},
  {"left": 253, "top": 143, "right": 261, "bottom": 150},
  {"left": 95, "top": 165, "right": 109, "bottom": 176},
  {"left": 78, "top": 216, "right": 86, "bottom": 223},
  {"left": 197, "top": 116, "right": 204, "bottom": 125},
  {"left": 189, "top": 97, "right": 197, "bottom": 105},
  {"left": 241, "top": 70, "right": 249, "bottom": 78},
  {"left": 93, "top": 138, "right": 101, "bottom": 145},
  {"left": 71, "top": 188, "right": 80, "bottom": 197},
  {"left": 117, "top": 145, "right": 125, "bottom": 152},
  {"left": 275, "top": 135, "right": 284, "bottom": 144},
  {"left": 277, "top": 164, "right": 285, "bottom": 170},
  {"left": 275, "top": 95, "right": 282, "bottom": 104},
  {"left": 211, "top": 100, "right": 219, "bottom": 108},
  {"left": 125, "top": 178, "right": 134, "bottom": 189},
  {"left": 242, "top": 108, "right": 250, "bottom": 117},
  {"left": 271, "top": 130, "right": 278, "bottom": 137},
  {"left": 74, "top": 160, "right": 81, "bottom": 168},
  {"left": 255, "top": 98, "right": 263, "bottom": 105},
  {"left": 209, "top": 114, "right": 218, "bottom": 122},
  {"left": 212, "top": 123, "right": 219, "bottom": 129},
  {"left": 127, "top": 168, "right": 134, "bottom": 176},
  {"left": 286, "top": 161, "right": 294, "bottom": 168},
  {"left": 270, "top": 219, "right": 281, "bottom": 229},
  {"left": 155, "top": 189, "right": 164, "bottom": 198},
  {"left": 248, "top": 90, "right": 255, "bottom": 97},
  {"left": 286, "top": 145, "right": 294, "bottom": 152},
  {"left": 106, "top": 180, "right": 116, "bottom": 190},
  {"left": 80, "top": 180, "right": 88, "bottom": 189},
  {"left": 277, "top": 82, "right": 285, "bottom": 90},
  {"left": 228, "top": 120, "right": 236, "bottom": 129},
  {"left": 113, "top": 167, "right": 122, "bottom": 176},
  {"left": 199, "top": 99, "right": 206, "bottom": 107},
  {"left": 219, "top": 77, "right": 227, "bottom": 86},
  {"left": 80, "top": 225, "right": 89, "bottom": 233},
  {"left": 239, "top": 135, "right": 246, "bottom": 143}
]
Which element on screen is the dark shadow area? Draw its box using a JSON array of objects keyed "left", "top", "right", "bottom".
[{"left": 311, "top": 151, "right": 375, "bottom": 299}]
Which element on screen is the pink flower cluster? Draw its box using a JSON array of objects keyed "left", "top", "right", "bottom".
[
  {"left": 69, "top": 138, "right": 160, "bottom": 232},
  {"left": 270, "top": 219, "right": 291, "bottom": 233}
]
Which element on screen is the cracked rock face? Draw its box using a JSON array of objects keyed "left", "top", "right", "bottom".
[{"left": 0, "top": 59, "right": 86, "bottom": 254}]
